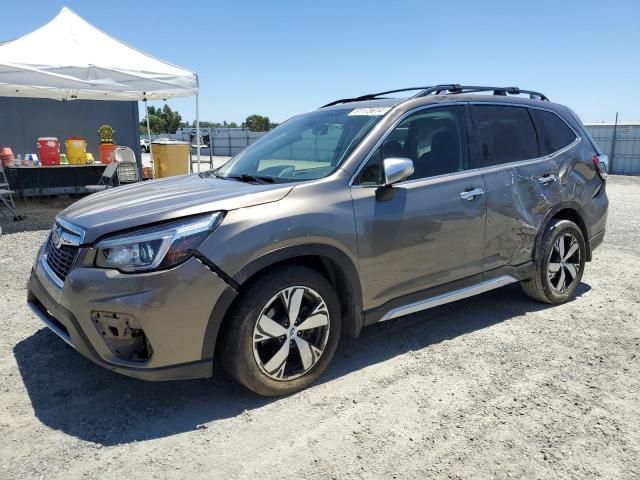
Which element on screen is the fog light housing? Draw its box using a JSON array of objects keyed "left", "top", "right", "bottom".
[{"left": 91, "top": 311, "right": 152, "bottom": 361}]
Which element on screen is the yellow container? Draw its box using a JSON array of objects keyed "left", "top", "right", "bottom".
[
  {"left": 66, "top": 137, "right": 87, "bottom": 164},
  {"left": 151, "top": 140, "right": 190, "bottom": 178}
]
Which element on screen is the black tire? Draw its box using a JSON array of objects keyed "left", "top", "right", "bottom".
[
  {"left": 220, "top": 265, "right": 341, "bottom": 396},
  {"left": 521, "top": 219, "right": 586, "bottom": 304}
]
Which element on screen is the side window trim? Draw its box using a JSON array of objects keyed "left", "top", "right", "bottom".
[
  {"left": 470, "top": 104, "right": 540, "bottom": 167},
  {"left": 468, "top": 101, "right": 581, "bottom": 168},
  {"left": 527, "top": 107, "right": 543, "bottom": 158},
  {"left": 461, "top": 104, "right": 476, "bottom": 170},
  {"left": 350, "top": 101, "right": 583, "bottom": 187},
  {"left": 349, "top": 101, "right": 469, "bottom": 188},
  {"left": 351, "top": 102, "right": 471, "bottom": 187},
  {"left": 465, "top": 103, "right": 484, "bottom": 170},
  {"left": 529, "top": 107, "right": 579, "bottom": 156}
]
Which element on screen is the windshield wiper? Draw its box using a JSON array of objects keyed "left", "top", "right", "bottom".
[
  {"left": 198, "top": 169, "right": 220, "bottom": 179},
  {"left": 224, "top": 173, "right": 275, "bottom": 184}
]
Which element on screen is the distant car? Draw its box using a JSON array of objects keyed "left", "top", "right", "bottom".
[
  {"left": 140, "top": 137, "right": 150, "bottom": 153},
  {"left": 28, "top": 84, "right": 609, "bottom": 396}
]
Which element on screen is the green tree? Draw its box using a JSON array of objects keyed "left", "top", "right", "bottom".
[
  {"left": 243, "top": 114, "right": 271, "bottom": 132},
  {"left": 171, "top": 119, "right": 240, "bottom": 130},
  {"left": 162, "top": 104, "right": 182, "bottom": 133},
  {"left": 139, "top": 104, "right": 183, "bottom": 134},
  {"left": 147, "top": 114, "right": 164, "bottom": 134}
]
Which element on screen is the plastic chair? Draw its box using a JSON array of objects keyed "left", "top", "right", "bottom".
[
  {"left": 115, "top": 146, "right": 140, "bottom": 184},
  {"left": 115, "top": 145, "right": 136, "bottom": 164},
  {"left": 85, "top": 161, "right": 119, "bottom": 192}
]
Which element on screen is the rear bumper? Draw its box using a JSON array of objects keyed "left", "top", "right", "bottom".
[
  {"left": 27, "top": 249, "right": 231, "bottom": 381},
  {"left": 585, "top": 183, "right": 608, "bottom": 260}
]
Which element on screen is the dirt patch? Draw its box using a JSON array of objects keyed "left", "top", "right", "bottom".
[
  {"left": 0, "top": 197, "right": 75, "bottom": 234},
  {"left": 1, "top": 178, "right": 639, "bottom": 479}
]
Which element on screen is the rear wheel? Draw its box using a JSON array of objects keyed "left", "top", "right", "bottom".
[
  {"left": 220, "top": 266, "right": 341, "bottom": 396},
  {"left": 521, "top": 219, "right": 586, "bottom": 304}
]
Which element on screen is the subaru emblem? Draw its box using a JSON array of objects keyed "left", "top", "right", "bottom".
[{"left": 51, "top": 227, "right": 62, "bottom": 249}]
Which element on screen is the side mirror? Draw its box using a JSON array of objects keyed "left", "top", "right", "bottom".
[{"left": 382, "top": 157, "right": 414, "bottom": 186}]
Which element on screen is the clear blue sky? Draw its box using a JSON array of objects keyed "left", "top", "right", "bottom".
[{"left": 2, "top": 0, "right": 639, "bottom": 124}]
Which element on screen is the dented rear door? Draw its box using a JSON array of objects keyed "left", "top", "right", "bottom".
[
  {"left": 470, "top": 104, "right": 562, "bottom": 271},
  {"left": 482, "top": 158, "right": 562, "bottom": 270}
]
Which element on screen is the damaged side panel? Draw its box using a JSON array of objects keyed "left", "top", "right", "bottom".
[{"left": 482, "top": 154, "right": 564, "bottom": 271}]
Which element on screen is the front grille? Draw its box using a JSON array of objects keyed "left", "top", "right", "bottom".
[{"left": 45, "top": 235, "right": 79, "bottom": 281}]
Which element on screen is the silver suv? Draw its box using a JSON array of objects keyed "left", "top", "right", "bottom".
[{"left": 28, "top": 85, "right": 609, "bottom": 396}]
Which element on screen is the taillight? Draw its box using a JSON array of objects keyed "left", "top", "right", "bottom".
[{"left": 592, "top": 154, "right": 609, "bottom": 181}]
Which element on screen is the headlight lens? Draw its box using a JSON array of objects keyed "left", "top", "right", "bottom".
[{"left": 95, "top": 212, "right": 223, "bottom": 272}]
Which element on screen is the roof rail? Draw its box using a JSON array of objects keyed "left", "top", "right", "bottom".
[
  {"left": 412, "top": 84, "right": 549, "bottom": 101},
  {"left": 321, "top": 84, "right": 548, "bottom": 107},
  {"left": 321, "top": 87, "right": 430, "bottom": 108}
]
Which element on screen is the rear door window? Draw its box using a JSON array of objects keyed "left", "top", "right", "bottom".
[
  {"left": 472, "top": 105, "right": 539, "bottom": 166},
  {"left": 530, "top": 109, "right": 577, "bottom": 155}
]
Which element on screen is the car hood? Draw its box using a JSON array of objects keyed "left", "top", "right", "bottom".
[{"left": 59, "top": 174, "right": 293, "bottom": 244}]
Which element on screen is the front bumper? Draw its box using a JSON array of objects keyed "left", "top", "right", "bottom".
[{"left": 28, "top": 247, "right": 232, "bottom": 381}]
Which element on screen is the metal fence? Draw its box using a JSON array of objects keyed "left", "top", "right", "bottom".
[
  {"left": 147, "top": 129, "right": 267, "bottom": 157},
  {"left": 584, "top": 123, "right": 640, "bottom": 175}
]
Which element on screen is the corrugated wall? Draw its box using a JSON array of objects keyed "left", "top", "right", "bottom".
[
  {"left": 149, "top": 129, "right": 267, "bottom": 156},
  {"left": 584, "top": 124, "right": 640, "bottom": 175},
  {"left": 0, "top": 97, "right": 140, "bottom": 161}
]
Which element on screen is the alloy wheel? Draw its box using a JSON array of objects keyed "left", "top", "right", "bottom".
[
  {"left": 252, "top": 286, "right": 330, "bottom": 381},
  {"left": 547, "top": 233, "right": 581, "bottom": 294}
]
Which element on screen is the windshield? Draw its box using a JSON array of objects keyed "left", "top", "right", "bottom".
[{"left": 214, "top": 108, "right": 385, "bottom": 182}]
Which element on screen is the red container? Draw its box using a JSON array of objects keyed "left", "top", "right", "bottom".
[
  {"left": 37, "top": 137, "right": 60, "bottom": 166},
  {"left": 99, "top": 143, "right": 116, "bottom": 164},
  {"left": 0, "top": 147, "right": 14, "bottom": 166}
]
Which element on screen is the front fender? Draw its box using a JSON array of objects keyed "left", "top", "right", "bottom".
[
  {"left": 197, "top": 176, "right": 363, "bottom": 358},
  {"left": 199, "top": 243, "right": 364, "bottom": 360}
]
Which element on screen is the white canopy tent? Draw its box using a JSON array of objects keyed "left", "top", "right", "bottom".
[{"left": 0, "top": 6, "right": 204, "bottom": 169}]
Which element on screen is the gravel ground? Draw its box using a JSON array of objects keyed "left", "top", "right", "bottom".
[{"left": 1, "top": 176, "right": 639, "bottom": 479}]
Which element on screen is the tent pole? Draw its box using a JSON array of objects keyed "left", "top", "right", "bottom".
[
  {"left": 145, "top": 99, "right": 153, "bottom": 178},
  {"left": 196, "top": 92, "right": 201, "bottom": 172}
]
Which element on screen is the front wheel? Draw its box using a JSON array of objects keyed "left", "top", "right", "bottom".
[
  {"left": 220, "top": 266, "right": 341, "bottom": 396},
  {"left": 521, "top": 219, "right": 586, "bottom": 304}
]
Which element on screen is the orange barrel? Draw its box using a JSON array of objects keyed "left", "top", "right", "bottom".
[
  {"left": 37, "top": 137, "right": 60, "bottom": 166},
  {"left": 0, "top": 147, "right": 14, "bottom": 166},
  {"left": 65, "top": 137, "right": 87, "bottom": 164},
  {"left": 99, "top": 143, "right": 116, "bottom": 164}
]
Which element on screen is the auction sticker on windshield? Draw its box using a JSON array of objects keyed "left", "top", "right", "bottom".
[{"left": 348, "top": 107, "right": 391, "bottom": 116}]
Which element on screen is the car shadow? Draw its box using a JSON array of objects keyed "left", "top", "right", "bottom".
[{"left": 13, "top": 282, "right": 591, "bottom": 446}]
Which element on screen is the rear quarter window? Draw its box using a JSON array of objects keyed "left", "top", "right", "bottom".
[{"left": 530, "top": 109, "right": 577, "bottom": 155}]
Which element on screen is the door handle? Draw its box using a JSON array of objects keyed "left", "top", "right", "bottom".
[
  {"left": 538, "top": 174, "right": 558, "bottom": 185},
  {"left": 459, "top": 188, "right": 484, "bottom": 201}
]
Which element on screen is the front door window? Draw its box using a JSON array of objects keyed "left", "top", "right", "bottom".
[{"left": 358, "top": 105, "right": 470, "bottom": 185}]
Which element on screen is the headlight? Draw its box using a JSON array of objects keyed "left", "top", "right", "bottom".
[{"left": 95, "top": 212, "right": 223, "bottom": 272}]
